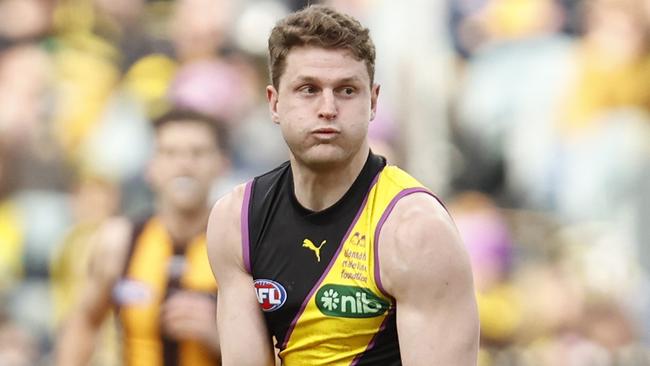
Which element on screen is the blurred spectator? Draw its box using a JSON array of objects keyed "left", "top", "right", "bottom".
[
  {"left": 448, "top": 0, "right": 571, "bottom": 59},
  {"left": 0, "top": 43, "right": 75, "bottom": 195},
  {"left": 169, "top": 58, "right": 254, "bottom": 124},
  {"left": 50, "top": 174, "right": 121, "bottom": 366},
  {"left": 50, "top": 174, "right": 121, "bottom": 320},
  {"left": 233, "top": 0, "right": 290, "bottom": 56},
  {"left": 92, "top": 0, "right": 173, "bottom": 71},
  {"left": 169, "top": 1, "right": 290, "bottom": 179},
  {"left": 0, "top": 44, "right": 53, "bottom": 151},
  {"left": 450, "top": 192, "right": 523, "bottom": 365},
  {"left": 0, "top": 138, "right": 24, "bottom": 294},
  {"left": 561, "top": 0, "right": 650, "bottom": 131},
  {"left": 545, "top": 0, "right": 650, "bottom": 222},
  {"left": 453, "top": 0, "right": 650, "bottom": 229},
  {"left": 0, "top": 0, "right": 55, "bottom": 48},
  {"left": 580, "top": 298, "right": 636, "bottom": 353},
  {"left": 453, "top": 0, "right": 575, "bottom": 202},
  {"left": 122, "top": 54, "right": 178, "bottom": 118},
  {"left": 166, "top": 0, "right": 259, "bottom": 123},
  {"left": 51, "top": 41, "right": 120, "bottom": 162},
  {"left": 0, "top": 309, "right": 40, "bottom": 366},
  {"left": 169, "top": 0, "right": 233, "bottom": 63},
  {"left": 166, "top": 0, "right": 277, "bottom": 178}
]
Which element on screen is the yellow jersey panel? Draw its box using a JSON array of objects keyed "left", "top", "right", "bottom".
[{"left": 280, "top": 165, "right": 430, "bottom": 365}]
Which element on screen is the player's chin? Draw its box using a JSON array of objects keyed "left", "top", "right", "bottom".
[{"left": 300, "top": 146, "right": 351, "bottom": 169}]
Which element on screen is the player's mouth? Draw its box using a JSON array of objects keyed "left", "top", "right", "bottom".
[
  {"left": 311, "top": 127, "right": 340, "bottom": 140},
  {"left": 171, "top": 176, "right": 199, "bottom": 192}
]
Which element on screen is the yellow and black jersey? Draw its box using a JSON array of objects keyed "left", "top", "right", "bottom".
[
  {"left": 243, "top": 152, "right": 438, "bottom": 365},
  {"left": 113, "top": 216, "right": 218, "bottom": 366}
]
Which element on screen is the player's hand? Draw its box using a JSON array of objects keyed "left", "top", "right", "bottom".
[{"left": 161, "top": 290, "right": 218, "bottom": 345}]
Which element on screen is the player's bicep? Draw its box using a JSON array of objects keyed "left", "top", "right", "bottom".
[
  {"left": 207, "top": 187, "right": 275, "bottom": 366},
  {"left": 207, "top": 190, "right": 248, "bottom": 283},
  {"left": 379, "top": 194, "right": 479, "bottom": 366},
  {"left": 216, "top": 270, "right": 275, "bottom": 366}
]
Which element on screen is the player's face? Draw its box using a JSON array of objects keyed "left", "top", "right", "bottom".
[
  {"left": 267, "top": 46, "right": 379, "bottom": 170},
  {"left": 149, "top": 121, "right": 223, "bottom": 212}
]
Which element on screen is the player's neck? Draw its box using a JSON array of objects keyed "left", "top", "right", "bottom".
[
  {"left": 157, "top": 205, "right": 209, "bottom": 246},
  {"left": 291, "top": 146, "right": 369, "bottom": 212}
]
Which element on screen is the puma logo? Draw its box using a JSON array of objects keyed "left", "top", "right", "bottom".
[{"left": 302, "top": 239, "right": 327, "bottom": 262}]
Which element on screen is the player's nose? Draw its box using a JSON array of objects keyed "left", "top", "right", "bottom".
[{"left": 317, "top": 90, "right": 337, "bottom": 120}]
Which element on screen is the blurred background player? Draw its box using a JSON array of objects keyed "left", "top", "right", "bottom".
[{"left": 56, "top": 109, "right": 229, "bottom": 366}]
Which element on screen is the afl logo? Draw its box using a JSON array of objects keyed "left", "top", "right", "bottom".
[{"left": 254, "top": 279, "right": 287, "bottom": 312}]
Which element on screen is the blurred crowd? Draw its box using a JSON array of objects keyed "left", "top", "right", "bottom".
[{"left": 0, "top": 0, "right": 649, "bottom": 365}]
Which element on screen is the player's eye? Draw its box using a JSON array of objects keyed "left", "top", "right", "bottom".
[
  {"left": 339, "top": 87, "right": 356, "bottom": 96},
  {"left": 298, "top": 85, "right": 318, "bottom": 94}
]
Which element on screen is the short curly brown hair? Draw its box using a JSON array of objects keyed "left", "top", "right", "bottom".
[{"left": 268, "top": 5, "right": 376, "bottom": 88}]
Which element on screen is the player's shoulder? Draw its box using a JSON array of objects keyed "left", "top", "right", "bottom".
[
  {"left": 207, "top": 183, "right": 249, "bottom": 271},
  {"left": 210, "top": 182, "right": 248, "bottom": 218},
  {"left": 388, "top": 191, "right": 452, "bottom": 239},
  {"left": 378, "top": 191, "right": 468, "bottom": 294},
  {"left": 377, "top": 164, "right": 449, "bottom": 226},
  {"left": 208, "top": 182, "right": 249, "bottom": 249},
  {"left": 378, "top": 186, "right": 457, "bottom": 265}
]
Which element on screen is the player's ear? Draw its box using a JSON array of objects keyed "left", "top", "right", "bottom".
[
  {"left": 370, "top": 83, "right": 380, "bottom": 121},
  {"left": 267, "top": 85, "right": 280, "bottom": 124}
]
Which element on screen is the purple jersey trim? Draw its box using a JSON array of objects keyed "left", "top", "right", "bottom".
[
  {"left": 373, "top": 188, "right": 434, "bottom": 298},
  {"left": 241, "top": 180, "right": 253, "bottom": 274},
  {"left": 280, "top": 172, "right": 382, "bottom": 349}
]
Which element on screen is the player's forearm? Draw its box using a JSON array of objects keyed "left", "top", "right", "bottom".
[
  {"left": 55, "top": 315, "right": 100, "bottom": 366},
  {"left": 219, "top": 336, "right": 275, "bottom": 366},
  {"left": 221, "top": 353, "right": 275, "bottom": 366}
]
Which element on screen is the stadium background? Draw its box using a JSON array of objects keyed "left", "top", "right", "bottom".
[{"left": 0, "top": 0, "right": 649, "bottom": 364}]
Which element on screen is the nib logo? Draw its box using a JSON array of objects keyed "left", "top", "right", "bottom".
[
  {"left": 316, "top": 285, "right": 388, "bottom": 318},
  {"left": 320, "top": 289, "right": 340, "bottom": 311}
]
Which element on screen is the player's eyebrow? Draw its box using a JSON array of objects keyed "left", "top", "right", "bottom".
[{"left": 292, "top": 75, "right": 364, "bottom": 85}]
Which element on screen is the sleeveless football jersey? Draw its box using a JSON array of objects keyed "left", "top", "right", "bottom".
[
  {"left": 243, "top": 152, "right": 435, "bottom": 365},
  {"left": 113, "top": 216, "right": 219, "bottom": 366}
]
